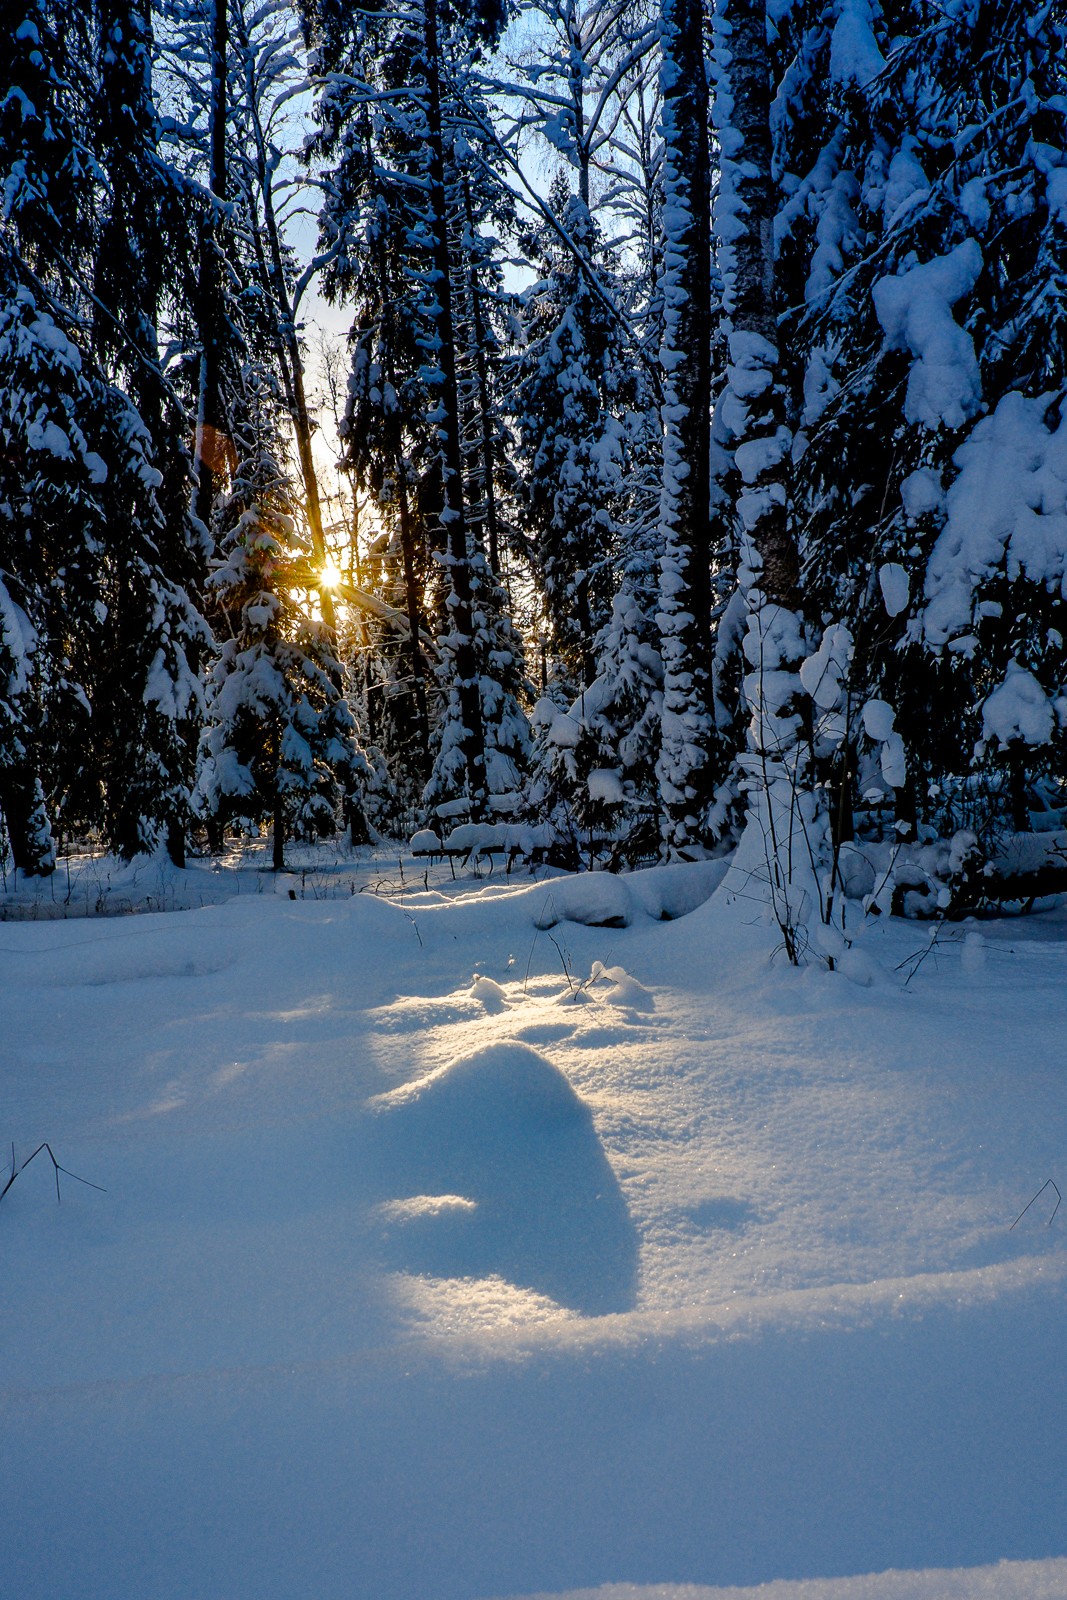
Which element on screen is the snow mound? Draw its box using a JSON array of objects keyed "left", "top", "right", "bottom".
[
  {"left": 591, "top": 962, "right": 656, "bottom": 1012},
  {"left": 471, "top": 973, "right": 509, "bottom": 1011},
  {"left": 531, "top": 860, "right": 727, "bottom": 930},
  {"left": 375, "top": 1194, "right": 477, "bottom": 1223},
  {"left": 626, "top": 858, "right": 729, "bottom": 920},
  {"left": 534, "top": 873, "right": 633, "bottom": 929},
  {"left": 494, "top": 1556, "right": 1067, "bottom": 1599},
  {"left": 368, "top": 1043, "right": 637, "bottom": 1313},
  {"left": 376, "top": 1041, "right": 586, "bottom": 1124}
]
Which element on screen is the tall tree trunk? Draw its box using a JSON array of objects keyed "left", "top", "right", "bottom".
[
  {"left": 183, "top": 0, "right": 231, "bottom": 869},
  {"left": 193, "top": 0, "right": 230, "bottom": 540},
  {"left": 461, "top": 179, "right": 502, "bottom": 579},
  {"left": 233, "top": 0, "right": 335, "bottom": 633},
  {"left": 397, "top": 471, "right": 432, "bottom": 776},
  {"left": 655, "top": 0, "right": 714, "bottom": 856},
  {"left": 723, "top": 0, "right": 797, "bottom": 610},
  {"left": 568, "top": 4, "right": 591, "bottom": 208},
  {"left": 422, "top": 0, "right": 488, "bottom": 820},
  {"left": 713, "top": 0, "right": 822, "bottom": 963}
]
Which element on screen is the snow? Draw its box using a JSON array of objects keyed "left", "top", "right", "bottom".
[
  {"left": 1, "top": 841, "right": 1065, "bottom": 1600},
  {"left": 878, "top": 563, "right": 910, "bottom": 616},
  {"left": 0, "top": 579, "right": 36, "bottom": 694},
  {"left": 588, "top": 767, "right": 625, "bottom": 803},
  {"left": 981, "top": 661, "right": 1055, "bottom": 748},
  {"left": 499, "top": 1563, "right": 1067, "bottom": 1599},
  {"left": 872, "top": 242, "right": 983, "bottom": 430},
  {"left": 861, "top": 698, "right": 896, "bottom": 742},
  {"left": 828, "top": 0, "right": 886, "bottom": 88},
  {"left": 881, "top": 145, "right": 930, "bottom": 227},
  {"left": 25, "top": 416, "right": 73, "bottom": 459},
  {"left": 923, "top": 391, "right": 1067, "bottom": 649},
  {"left": 900, "top": 470, "right": 941, "bottom": 520},
  {"left": 800, "top": 624, "right": 853, "bottom": 710},
  {"left": 879, "top": 730, "right": 907, "bottom": 789}
]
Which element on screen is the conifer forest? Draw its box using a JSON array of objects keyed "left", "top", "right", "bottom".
[
  {"left": 4, "top": 0, "right": 1067, "bottom": 950},
  {"left": 6, "top": 6, "right": 1067, "bottom": 1591}
]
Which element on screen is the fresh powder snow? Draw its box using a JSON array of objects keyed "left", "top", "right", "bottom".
[{"left": 1, "top": 842, "right": 1064, "bottom": 1600}]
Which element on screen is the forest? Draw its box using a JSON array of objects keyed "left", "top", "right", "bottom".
[
  {"left": 3, "top": 0, "right": 1066, "bottom": 955},
  {"left": 4, "top": 6, "right": 1067, "bottom": 1589}
]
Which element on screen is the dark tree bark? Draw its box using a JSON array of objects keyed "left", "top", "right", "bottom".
[
  {"left": 723, "top": 0, "right": 798, "bottom": 611},
  {"left": 422, "top": 0, "right": 488, "bottom": 820},
  {"left": 193, "top": 0, "right": 232, "bottom": 542},
  {"left": 655, "top": 0, "right": 715, "bottom": 853}
]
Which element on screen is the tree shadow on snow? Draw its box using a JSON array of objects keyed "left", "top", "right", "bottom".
[{"left": 357, "top": 1042, "right": 638, "bottom": 1317}]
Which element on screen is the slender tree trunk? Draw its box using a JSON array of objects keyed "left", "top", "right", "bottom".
[
  {"left": 272, "top": 794, "right": 285, "bottom": 871},
  {"left": 396, "top": 472, "right": 432, "bottom": 775},
  {"left": 568, "top": 6, "right": 591, "bottom": 208},
  {"left": 713, "top": 0, "right": 823, "bottom": 962},
  {"left": 655, "top": 0, "right": 714, "bottom": 855},
  {"left": 724, "top": 0, "right": 798, "bottom": 610},
  {"left": 423, "top": 0, "right": 488, "bottom": 820},
  {"left": 193, "top": 0, "right": 230, "bottom": 540},
  {"left": 461, "top": 179, "right": 502, "bottom": 578}
]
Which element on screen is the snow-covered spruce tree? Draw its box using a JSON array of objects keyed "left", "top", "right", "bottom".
[
  {"left": 526, "top": 573, "right": 664, "bottom": 865},
  {"left": 0, "top": 1, "right": 91, "bottom": 872},
  {"left": 439, "top": 117, "right": 534, "bottom": 823},
  {"left": 709, "top": 0, "right": 842, "bottom": 961},
  {"left": 194, "top": 366, "right": 363, "bottom": 869},
  {"left": 510, "top": 178, "right": 663, "bottom": 860},
  {"left": 655, "top": 0, "right": 716, "bottom": 858},
  {"left": 0, "top": 0, "right": 205, "bottom": 870},
  {"left": 453, "top": 167, "right": 517, "bottom": 584},
  {"left": 305, "top": 0, "right": 532, "bottom": 829},
  {"left": 887, "top": 0, "right": 1067, "bottom": 857},
  {"left": 306, "top": 0, "right": 445, "bottom": 810},
  {"left": 509, "top": 180, "right": 635, "bottom": 687},
  {"left": 90, "top": 0, "right": 209, "bottom": 865},
  {"left": 778, "top": 0, "right": 1067, "bottom": 903}
]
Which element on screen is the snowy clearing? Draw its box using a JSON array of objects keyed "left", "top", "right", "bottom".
[{"left": 2, "top": 845, "right": 1065, "bottom": 1600}]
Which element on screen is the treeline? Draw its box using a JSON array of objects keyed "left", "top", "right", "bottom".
[{"left": 2, "top": 0, "right": 1066, "bottom": 942}]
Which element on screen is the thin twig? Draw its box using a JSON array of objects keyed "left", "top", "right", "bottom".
[
  {"left": 1009, "top": 1178, "right": 1061, "bottom": 1231},
  {"left": 0, "top": 1142, "right": 107, "bottom": 1206}
]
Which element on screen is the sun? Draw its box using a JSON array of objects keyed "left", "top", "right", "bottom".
[{"left": 320, "top": 562, "right": 343, "bottom": 590}]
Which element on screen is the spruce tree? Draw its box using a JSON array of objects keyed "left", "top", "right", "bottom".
[{"left": 193, "top": 365, "right": 363, "bottom": 866}]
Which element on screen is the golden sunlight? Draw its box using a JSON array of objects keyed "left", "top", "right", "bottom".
[{"left": 320, "top": 562, "right": 343, "bottom": 589}]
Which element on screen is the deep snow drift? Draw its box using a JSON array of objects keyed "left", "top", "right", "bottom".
[{"left": 1, "top": 843, "right": 1065, "bottom": 1600}]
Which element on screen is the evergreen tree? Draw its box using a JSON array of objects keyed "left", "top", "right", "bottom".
[
  {"left": 305, "top": 0, "right": 530, "bottom": 827},
  {"left": 0, "top": 0, "right": 206, "bottom": 870},
  {"left": 92, "top": 0, "right": 208, "bottom": 863},
  {"left": 779, "top": 0, "right": 1067, "bottom": 876},
  {"left": 194, "top": 364, "right": 363, "bottom": 866},
  {"left": 509, "top": 180, "right": 635, "bottom": 686}
]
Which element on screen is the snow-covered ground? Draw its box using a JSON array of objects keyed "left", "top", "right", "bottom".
[{"left": 2, "top": 843, "right": 1065, "bottom": 1600}]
